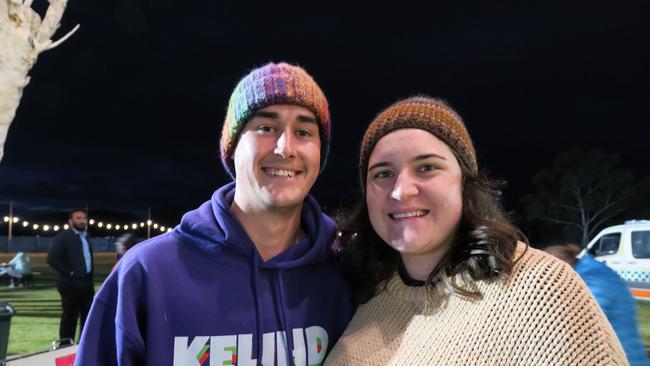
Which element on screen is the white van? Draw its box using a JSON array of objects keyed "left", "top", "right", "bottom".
[{"left": 584, "top": 220, "right": 650, "bottom": 300}]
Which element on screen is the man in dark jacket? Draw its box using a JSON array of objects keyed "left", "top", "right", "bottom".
[{"left": 47, "top": 209, "right": 94, "bottom": 341}]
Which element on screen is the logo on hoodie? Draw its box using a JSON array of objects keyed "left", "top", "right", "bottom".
[{"left": 173, "top": 326, "right": 328, "bottom": 366}]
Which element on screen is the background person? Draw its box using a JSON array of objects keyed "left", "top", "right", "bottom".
[
  {"left": 113, "top": 233, "right": 141, "bottom": 261},
  {"left": 47, "top": 209, "right": 94, "bottom": 341},
  {"left": 325, "top": 96, "right": 627, "bottom": 365},
  {"left": 0, "top": 251, "right": 32, "bottom": 287},
  {"left": 545, "top": 243, "right": 649, "bottom": 366}
]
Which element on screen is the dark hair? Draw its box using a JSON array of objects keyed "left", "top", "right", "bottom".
[
  {"left": 69, "top": 209, "right": 87, "bottom": 219},
  {"left": 338, "top": 157, "right": 528, "bottom": 305}
]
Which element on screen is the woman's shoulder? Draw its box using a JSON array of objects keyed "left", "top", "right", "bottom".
[
  {"left": 509, "top": 242, "right": 577, "bottom": 284},
  {"left": 499, "top": 242, "right": 598, "bottom": 310}
]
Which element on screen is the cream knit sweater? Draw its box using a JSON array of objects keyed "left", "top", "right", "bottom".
[{"left": 325, "top": 244, "right": 628, "bottom": 366}]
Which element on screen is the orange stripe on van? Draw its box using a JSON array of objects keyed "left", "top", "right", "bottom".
[{"left": 630, "top": 288, "right": 650, "bottom": 300}]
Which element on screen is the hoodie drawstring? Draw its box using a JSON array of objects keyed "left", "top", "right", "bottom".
[
  {"left": 276, "top": 269, "right": 295, "bottom": 366},
  {"left": 252, "top": 254, "right": 264, "bottom": 366}
]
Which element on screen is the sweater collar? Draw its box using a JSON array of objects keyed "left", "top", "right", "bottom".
[{"left": 386, "top": 271, "right": 429, "bottom": 305}]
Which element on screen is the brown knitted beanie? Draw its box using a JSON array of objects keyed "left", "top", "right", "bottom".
[{"left": 359, "top": 96, "right": 477, "bottom": 188}]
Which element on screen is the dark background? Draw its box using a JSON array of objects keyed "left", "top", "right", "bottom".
[{"left": 1, "top": 0, "right": 648, "bottom": 236}]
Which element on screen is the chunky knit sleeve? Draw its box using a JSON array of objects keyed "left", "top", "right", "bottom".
[{"left": 504, "top": 246, "right": 629, "bottom": 365}]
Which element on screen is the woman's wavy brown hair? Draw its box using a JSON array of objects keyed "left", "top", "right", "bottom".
[{"left": 337, "top": 155, "right": 528, "bottom": 305}]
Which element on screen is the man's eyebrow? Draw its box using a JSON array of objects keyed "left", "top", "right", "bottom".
[
  {"left": 368, "top": 161, "right": 391, "bottom": 171},
  {"left": 252, "top": 111, "right": 279, "bottom": 119},
  {"left": 297, "top": 114, "right": 318, "bottom": 124}
]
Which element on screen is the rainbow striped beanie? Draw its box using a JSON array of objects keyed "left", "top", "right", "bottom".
[{"left": 219, "top": 62, "right": 331, "bottom": 178}]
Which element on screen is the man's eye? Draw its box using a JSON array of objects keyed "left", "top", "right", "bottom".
[
  {"left": 257, "top": 126, "right": 274, "bottom": 133},
  {"left": 296, "top": 129, "right": 313, "bottom": 137}
]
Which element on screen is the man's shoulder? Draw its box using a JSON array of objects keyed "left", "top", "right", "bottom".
[{"left": 53, "top": 229, "right": 76, "bottom": 241}]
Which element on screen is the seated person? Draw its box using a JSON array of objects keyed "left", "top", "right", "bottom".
[{"left": 0, "top": 251, "right": 32, "bottom": 287}]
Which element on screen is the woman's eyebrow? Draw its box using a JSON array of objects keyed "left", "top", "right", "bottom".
[
  {"left": 413, "top": 153, "right": 446, "bottom": 161},
  {"left": 368, "top": 161, "right": 391, "bottom": 171}
]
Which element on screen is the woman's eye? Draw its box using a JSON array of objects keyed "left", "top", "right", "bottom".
[
  {"left": 373, "top": 170, "right": 393, "bottom": 179},
  {"left": 418, "top": 164, "right": 437, "bottom": 172}
]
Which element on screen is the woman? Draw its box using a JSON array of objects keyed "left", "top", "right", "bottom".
[{"left": 325, "top": 96, "right": 628, "bottom": 365}]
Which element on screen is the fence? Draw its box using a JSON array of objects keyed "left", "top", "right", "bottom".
[{"left": 0, "top": 236, "right": 117, "bottom": 253}]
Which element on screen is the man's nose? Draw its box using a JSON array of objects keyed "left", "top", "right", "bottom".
[{"left": 274, "top": 131, "right": 296, "bottom": 159}]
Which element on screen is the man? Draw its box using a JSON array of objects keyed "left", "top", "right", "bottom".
[
  {"left": 75, "top": 63, "right": 354, "bottom": 365},
  {"left": 47, "top": 209, "right": 94, "bottom": 341}
]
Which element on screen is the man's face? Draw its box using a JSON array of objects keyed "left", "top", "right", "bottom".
[
  {"left": 232, "top": 104, "right": 321, "bottom": 212},
  {"left": 69, "top": 211, "right": 88, "bottom": 231}
]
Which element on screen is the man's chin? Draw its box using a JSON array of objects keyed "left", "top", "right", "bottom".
[{"left": 263, "top": 195, "right": 305, "bottom": 211}]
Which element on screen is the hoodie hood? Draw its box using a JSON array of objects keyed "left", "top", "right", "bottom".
[{"left": 175, "top": 182, "right": 337, "bottom": 269}]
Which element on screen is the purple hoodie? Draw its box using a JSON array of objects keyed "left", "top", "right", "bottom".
[{"left": 75, "top": 183, "right": 354, "bottom": 366}]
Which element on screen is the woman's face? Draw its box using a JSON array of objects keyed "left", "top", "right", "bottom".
[{"left": 366, "top": 128, "right": 463, "bottom": 265}]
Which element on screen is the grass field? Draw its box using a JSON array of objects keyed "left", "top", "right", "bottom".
[
  {"left": 1, "top": 253, "right": 649, "bottom": 358},
  {"left": 0, "top": 252, "right": 113, "bottom": 356}
]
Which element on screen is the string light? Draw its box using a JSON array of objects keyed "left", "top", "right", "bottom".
[{"left": 2, "top": 215, "right": 172, "bottom": 235}]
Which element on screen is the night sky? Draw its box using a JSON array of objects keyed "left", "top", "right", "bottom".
[{"left": 1, "top": 0, "right": 648, "bottom": 229}]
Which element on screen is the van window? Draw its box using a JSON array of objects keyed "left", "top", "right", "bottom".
[
  {"left": 631, "top": 231, "right": 650, "bottom": 259},
  {"left": 590, "top": 233, "right": 621, "bottom": 256}
]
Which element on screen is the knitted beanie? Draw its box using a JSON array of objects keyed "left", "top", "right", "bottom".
[
  {"left": 219, "top": 62, "right": 331, "bottom": 178},
  {"left": 359, "top": 96, "right": 477, "bottom": 188}
]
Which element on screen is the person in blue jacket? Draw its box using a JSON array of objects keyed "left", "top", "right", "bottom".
[
  {"left": 545, "top": 243, "right": 649, "bottom": 366},
  {"left": 75, "top": 62, "right": 354, "bottom": 366}
]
